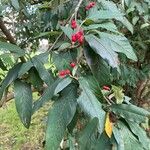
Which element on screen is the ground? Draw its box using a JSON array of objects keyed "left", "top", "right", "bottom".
[{"left": 0, "top": 98, "right": 51, "bottom": 150}]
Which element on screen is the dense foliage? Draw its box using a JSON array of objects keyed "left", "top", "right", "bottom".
[{"left": 0, "top": 0, "right": 150, "bottom": 149}]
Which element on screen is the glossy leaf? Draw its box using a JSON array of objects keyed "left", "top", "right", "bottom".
[
  {"left": 111, "top": 104, "right": 150, "bottom": 123},
  {"left": 84, "top": 45, "right": 111, "bottom": 86},
  {"left": 94, "top": 132, "right": 111, "bottom": 150},
  {"left": 113, "top": 126, "right": 125, "bottom": 150},
  {"left": 77, "top": 78, "right": 106, "bottom": 134},
  {"left": 28, "top": 68, "right": 43, "bottom": 90},
  {"left": 117, "top": 121, "right": 144, "bottom": 150},
  {"left": 32, "top": 57, "right": 54, "bottom": 86},
  {"left": 85, "top": 34, "right": 119, "bottom": 69},
  {"left": 60, "top": 26, "right": 73, "bottom": 40},
  {"left": 88, "top": 10, "right": 123, "bottom": 20},
  {"left": 54, "top": 77, "right": 72, "bottom": 95},
  {"left": 0, "top": 63, "right": 22, "bottom": 100},
  {"left": 127, "top": 121, "right": 150, "bottom": 149},
  {"left": 78, "top": 118, "right": 98, "bottom": 150},
  {"left": 18, "top": 61, "right": 33, "bottom": 77},
  {"left": 98, "top": 32, "right": 137, "bottom": 61},
  {"left": 33, "top": 78, "right": 62, "bottom": 113},
  {"left": 0, "top": 41, "right": 25, "bottom": 56},
  {"left": 14, "top": 80, "right": 32, "bottom": 128},
  {"left": 45, "top": 84, "right": 77, "bottom": 150},
  {"left": 83, "top": 22, "right": 119, "bottom": 33}
]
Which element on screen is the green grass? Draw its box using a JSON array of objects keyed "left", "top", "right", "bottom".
[{"left": 0, "top": 99, "right": 51, "bottom": 150}]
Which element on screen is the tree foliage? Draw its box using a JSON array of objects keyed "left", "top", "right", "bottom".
[{"left": 0, "top": 0, "right": 150, "bottom": 149}]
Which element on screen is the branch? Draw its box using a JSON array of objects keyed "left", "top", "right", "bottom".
[
  {"left": 0, "top": 17, "right": 26, "bottom": 62},
  {"left": 0, "top": 18, "right": 16, "bottom": 44}
]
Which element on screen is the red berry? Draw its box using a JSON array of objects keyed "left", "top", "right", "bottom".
[
  {"left": 75, "top": 32, "right": 82, "bottom": 40},
  {"left": 71, "top": 34, "right": 77, "bottom": 43},
  {"left": 78, "top": 36, "right": 84, "bottom": 45},
  {"left": 65, "top": 69, "right": 71, "bottom": 75},
  {"left": 70, "top": 62, "right": 76, "bottom": 68},
  {"left": 78, "top": 30, "right": 84, "bottom": 36},
  {"left": 71, "top": 20, "right": 77, "bottom": 29},
  {"left": 86, "top": 2, "right": 96, "bottom": 10},
  {"left": 85, "top": 6, "right": 90, "bottom": 10},
  {"left": 90, "top": 2, "right": 96, "bottom": 7},
  {"left": 103, "top": 86, "right": 110, "bottom": 91},
  {"left": 59, "top": 70, "right": 66, "bottom": 78}
]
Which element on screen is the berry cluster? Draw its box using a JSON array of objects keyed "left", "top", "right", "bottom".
[
  {"left": 59, "top": 69, "right": 71, "bottom": 78},
  {"left": 85, "top": 2, "right": 96, "bottom": 10},
  {"left": 58, "top": 62, "right": 76, "bottom": 78},
  {"left": 71, "top": 30, "right": 84, "bottom": 45}
]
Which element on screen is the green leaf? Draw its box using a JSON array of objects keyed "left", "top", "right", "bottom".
[
  {"left": 54, "top": 77, "right": 72, "bottom": 95},
  {"left": 98, "top": 32, "right": 137, "bottom": 61},
  {"left": 11, "top": 0, "right": 20, "bottom": 10},
  {"left": 88, "top": 10, "right": 123, "bottom": 20},
  {"left": 111, "top": 104, "right": 150, "bottom": 123},
  {"left": 99, "top": 1, "right": 133, "bottom": 33},
  {"left": 85, "top": 34, "right": 119, "bottom": 69},
  {"left": 94, "top": 132, "right": 112, "bottom": 150},
  {"left": 127, "top": 121, "right": 150, "bottom": 150},
  {"left": 84, "top": 46, "right": 111, "bottom": 86},
  {"left": 78, "top": 118, "right": 98, "bottom": 150},
  {"left": 45, "top": 84, "right": 77, "bottom": 150},
  {"left": 118, "top": 17, "right": 133, "bottom": 34},
  {"left": 77, "top": 78, "right": 106, "bottom": 134},
  {"left": 117, "top": 121, "right": 144, "bottom": 150},
  {"left": 85, "top": 76, "right": 104, "bottom": 100},
  {"left": 32, "top": 57, "right": 54, "bottom": 86},
  {"left": 112, "top": 85, "right": 124, "bottom": 104},
  {"left": 113, "top": 126, "right": 125, "bottom": 150},
  {"left": 14, "top": 80, "right": 32, "bottom": 128},
  {"left": 18, "top": 61, "right": 33, "bottom": 77},
  {"left": 52, "top": 51, "right": 77, "bottom": 70},
  {"left": 60, "top": 26, "right": 73, "bottom": 40},
  {"left": 28, "top": 68, "right": 43, "bottom": 90},
  {"left": 32, "top": 78, "right": 62, "bottom": 113},
  {"left": 58, "top": 42, "right": 71, "bottom": 51},
  {"left": 0, "top": 63, "right": 22, "bottom": 100},
  {"left": 0, "top": 41, "right": 25, "bottom": 56},
  {"left": 83, "top": 22, "right": 119, "bottom": 33}
]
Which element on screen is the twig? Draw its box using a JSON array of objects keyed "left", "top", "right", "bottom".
[
  {"left": 48, "top": 0, "right": 84, "bottom": 52},
  {"left": 71, "top": 0, "right": 84, "bottom": 21},
  {"left": 0, "top": 17, "right": 26, "bottom": 62},
  {"left": 0, "top": 18, "right": 16, "bottom": 44}
]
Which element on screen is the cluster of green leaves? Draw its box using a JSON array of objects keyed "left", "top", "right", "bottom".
[{"left": 0, "top": 0, "right": 150, "bottom": 149}]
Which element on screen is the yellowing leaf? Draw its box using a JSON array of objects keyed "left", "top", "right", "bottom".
[
  {"left": 112, "top": 85, "right": 124, "bottom": 104},
  {"left": 105, "top": 113, "right": 113, "bottom": 138}
]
